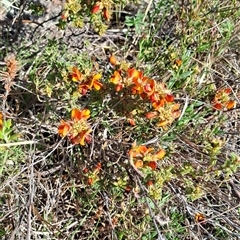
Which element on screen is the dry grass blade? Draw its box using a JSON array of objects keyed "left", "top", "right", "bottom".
[{"left": 0, "top": 141, "right": 36, "bottom": 147}]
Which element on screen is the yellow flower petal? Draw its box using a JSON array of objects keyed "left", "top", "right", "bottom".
[{"left": 93, "top": 73, "right": 102, "bottom": 81}]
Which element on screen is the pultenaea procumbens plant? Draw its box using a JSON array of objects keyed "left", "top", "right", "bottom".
[
  {"left": 109, "top": 57, "right": 181, "bottom": 128},
  {"left": 58, "top": 108, "right": 92, "bottom": 145},
  {"left": 129, "top": 144, "right": 166, "bottom": 170},
  {"left": 212, "top": 88, "right": 235, "bottom": 110}
]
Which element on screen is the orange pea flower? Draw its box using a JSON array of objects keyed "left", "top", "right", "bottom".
[
  {"left": 128, "top": 117, "right": 136, "bottom": 126},
  {"left": 69, "top": 128, "right": 92, "bottom": 145},
  {"left": 152, "top": 98, "right": 166, "bottom": 109},
  {"left": 172, "top": 104, "right": 181, "bottom": 119},
  {"left": 195, "top": 213, "right": 205, "bottom": 223},
  {"left": 79, "top": 129, "right": 92, "bottom": 145},
  {"left": 157, "top": 120, "right": 168, "bottom": 127},
  {"left": 71, "top": 108, "right": 90, "bottom": 120},
  {"left": 88, "top": 178, "right": 94, "bottom": 185},
  {"left": 213, "top": 102, "right": 223, "bottom": 110},
  {"left": 134, "top": 160, "right": 143, "bottom": 168},
  {"left": 110, "top": 70, "right": 124, "bottom": 91},
  {"left": 153, "top": 149, "right": 166, "bottom": 160},
  {"left": 58, "top": 108, "right": 92, "bottom": 146},
  {"left": 174, "top": 59, "right": 182, "bottom": 67},
  {"left": 110, "top": 70, "right": 122, "bottom": 84},
  {"left": 58, "top": 120, "right": 71, "bottom": 137},
  {"left": 223, "top": 88, "right": 231, "bottom": 94},
  {"left": 88, "top": 73, "right": 103, "bottom": 90},
  {"left": 116, "top": 84, "right": 123, "bottom": 91},
  {"left": 71, "top": 67, "right": 82, "bottom": 82},
  {"left": 131, "top": 82, "right": 143, "bottom": 95},
  {"left": 109, "top": 55, "right": 117, "bottom": 65},
  {"left": 143, "top": 79, "right": 155, "bottom": 96},
  {"left": 129, "top": 144, "right": 166, "bottom": 171},
  {"left": 61, "top": 14, "right": 67, "bottom": 20},
  {"left": 95, "top": 162, "right": 102, "bottom": 171},
  {"left": 129, "top": 145, "right": 151, "bottom": 158},
  {"left": 147, "top": 180, "right": 154, "bottom": 187},
  {"left": 78, "top": 84, "right": 89, "bottom": 95},
  {"left": 226, "top": 100, "right": 235, "bottom": 110},
  {"left": 127, "top": 68, "right": 142, "bottom": 81}
]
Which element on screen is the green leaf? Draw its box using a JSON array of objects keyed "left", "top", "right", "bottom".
[
  {"left": 178, "top": 71, "right": 193, "bottom": 80},
  {"left": 5, "top": 119, "right": 12, "bottom": 129},
  {"left": 0, "top": 131, "right": 3, "bottom": 140}
]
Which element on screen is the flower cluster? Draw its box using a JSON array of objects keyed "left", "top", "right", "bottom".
[
  {"left": 71, "top": 67, "right": 103, "bottom": 95},
  {"left": 212, "top": 87, "right": 235, "bottom": 110},
  {"left": 91, "top": 1, "right": 110, "bottom": 21},
  {"left": 58, "top": 108, "right": 92, "bottom": 145},
  {"left": 129, "top": 144, "right": 166, "bottom": 170},
  {"left": 109, "top": 56, "right": 181, "bottom": 127},
  {"left": 60, "top": 0, "right": 112, "bottom": 33},
  {"left": 83, "top": 162, "right": 102, "bottom": 185},
  {"left": 59, "top": 57, "right": 181, "bottom": 145}
]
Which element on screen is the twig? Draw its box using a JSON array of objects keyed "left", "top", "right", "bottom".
[
  {"left": 0, "top": 140, "right": 36, "bottom": 147},
  {"left": 102, "top": 192, "right": 118, "bottom": 240},
  {"left": 0, "top": 138, "right": 64, "bottom": 192}
]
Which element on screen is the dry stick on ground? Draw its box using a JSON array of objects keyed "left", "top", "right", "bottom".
[
  {"left": 101, "top": 191, "right": 118, "bottom": 240},
  {"left": 8, "top": 207, "right": 26, "bottom": 240},
  {"left": 0, "top": 141, "right": 36, "bottom": 147},
  {"left": 0, "top": 138, "right": 64, "bottom": 192},
  {"left": 27, "top": 139, "right": 37, "bottom": 240}
]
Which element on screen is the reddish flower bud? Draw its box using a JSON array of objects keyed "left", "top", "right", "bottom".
[
  {"left": 148, "top": 161, "right": 157, "bottom": 170},
  {"left": 147, "top": 180, "right": 154, "bottom": 186},
  {"left": 226, "top": 100, "right": 235, "bottom": 109},
  {"left": 116, "top": 83, "right": 123, "bottom": 92},
  {"left": 175, "top": 59, "right": 182, "bottom": 66},
  {"left": 109, "top": 55, "right": 117, "bottom": 65},
  {"left": 92, "top": 4, "right": 100, "bottom": 14},
  {"left": 103, "top": 8, "right": 109, "bottom": 20},
  {"left": 61, "top": 14, "right": 67, "bottom": 20},
  {"left": 128, "top": 118, "right": 136, "bottom": 126},
  {"left": 165, "top": 94, "right": 174, "bottom": 102},
  {"left": 95, "top": 162, "right": 102, "bottom": 170},
  {"left": 213, "top": 102, "right": 223, "bottom": 110},
  {"left": 223, "top": 88, "right": 231, "bottom": 94},
  {"left": 145, "top": 112, "right": 158, "bottom": 119},
  {"left": 88, "top": 178, "right": 94, "bottom": 185}
]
